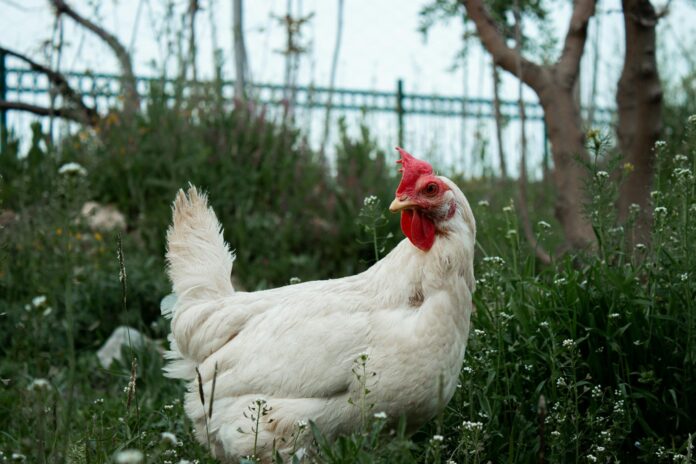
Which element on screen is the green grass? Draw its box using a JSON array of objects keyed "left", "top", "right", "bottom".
[{"left": 1, "top": 101, "right": 695, "bottom": 463}]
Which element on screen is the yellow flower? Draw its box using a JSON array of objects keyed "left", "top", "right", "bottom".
[
  {"left": 56, "top": 228, "right": 63, "bottom": 236},
  {"left": 94, "top": 232, "right": 103, "bottom": 242},
  {"left": 623, "top": 162, "right": 634, "bottom": 173}
]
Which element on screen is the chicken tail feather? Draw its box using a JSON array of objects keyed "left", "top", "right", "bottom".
[{"left": 166, "top": 186, "right": 235, "bottom": 302}]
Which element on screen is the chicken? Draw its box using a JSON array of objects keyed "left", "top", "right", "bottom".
[{"left": 163, "top": 148, "right": 476, "bottom": 462}]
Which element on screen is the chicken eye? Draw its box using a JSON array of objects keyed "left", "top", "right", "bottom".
[{"left": 424, "top": 182, "right": 439, "bottom": 196}]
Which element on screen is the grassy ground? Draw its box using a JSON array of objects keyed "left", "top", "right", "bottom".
[{"left": 1, "top": 104, "right": 695, "bottom": 463}]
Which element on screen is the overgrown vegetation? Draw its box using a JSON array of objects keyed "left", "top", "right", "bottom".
[{"left": 1, "top": 92, "right": 695, "bottom": 463}]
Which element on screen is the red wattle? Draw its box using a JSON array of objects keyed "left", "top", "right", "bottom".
[{"left": 401, "top": 210, "right": 435, "bottom": 251}]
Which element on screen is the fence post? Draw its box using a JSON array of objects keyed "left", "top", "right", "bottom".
[
  {"left": 0, "top": 50, "right": 7, "bottom": 153},
  {"left": 396, "top": 79, "right": 404, "bottom": 147}
]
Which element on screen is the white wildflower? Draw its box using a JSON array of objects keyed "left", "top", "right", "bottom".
[
  {"left": 587, "top": 454, "right": 598, "bottom": 463},
  {"left": 115, "top": 449, "right": 144, "bottom": 464},
  {"left": 502, "top": 205, "right": 513, "bottom": 213},
  {"left": 11, "top": 453, "right": 26, "bottom": 461},
  {"left": 609, "top": 313, "right": 620, "bottom": 319},
  {"left": 540, "top": 321, "right": 549, "bottom": 328},
  {"left": 680, "top": 273, "right": 689, "bottom": 282},
  {"left": 296, "top": 419, "right": 308, "bottom": 428},
  {"left": 32, "top": 295, "right": 47, "bottom": 307},
  {"left": 27, "top": 378, "right": 51, "bottom": 392},
  {"left": 58, "top": 162, "right": 87, "bottom": 176},
  {"left": 551, "top": 430, "right": 561, "bottom": 437},
  {"left": 42, "top": 307, "right": 53, "bottom": 317},
  {"left": 462, "top": 420, "right": 483, "bottom": 431},
  {"left": 462, "top": 366, "right": 473, "bottom": 374},
  {"left": 635, "top": 243, "right": 647, "bottom": 252},
  {"left": 163, "top": 404, "right": 174, "bottom": 410},
  {"left": 595, "top": 171, "right": 609, "bottom": 180},
  {"left": 562, "top": 339, "right": 575, "bottom": 348},
  {"left": 482, "top": 256, "right": 505, "bottom": 266},
  {"left": 477, "top": 200, "right": 489, "bottom": 207},
  {"left": 161, "top": 432, "right": 178, "bottom": 447},
  {"left": 537, "top": 220, "right": 551, "bottom": 230},
  {"left": 673, "top": 167, "right": 693, "bottom": 181},
  {"left": 654, "top": 206, "right": 667, "bottom": 216},
  {"left": 373, "top": 412, "right": 387, "bottom": 419},
  {"left": 675, "top": 154, "right": 689, "bottom": 163},
  {"left": 629, "top": 203, "right": 641, "bottom": 215},
  {"left": 506, "top": 229, "right": 517, "bottom": 239},
  {"left": 556, "top": 377, "right": 567, "bottom": 388},
  {"left": 289, "top": 277, "right": 301, "bottom": 285},
  {"left": 93, "top": 398, "right": 104, "bottom": 405},
  {"left": 655, "top": 140, "right": 667, "bottom": 149},
  {"left": 688, "top": 115, "right": 696, "bottom": 125},
  {"left": 474, "top": 329, "right": 485, "bottom": 336},
  {"left": 431, "top": 435, "right": 444, "bottom": 442},
  {"left": 554, "top": 277, "right": 567, "bottom": 286},
  {"left": 591, "top": 385, "right": 602, "bottom": 398},
  {"left": 363, "top": 195, "right": 378, "bottom": 207},
  {"left": 596, "top": 446, "right": 605, "bottom": 452}
]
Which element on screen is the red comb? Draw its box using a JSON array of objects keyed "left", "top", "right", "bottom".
[{"left": 395, "top": 147, "right": 433, "bottom": 196}]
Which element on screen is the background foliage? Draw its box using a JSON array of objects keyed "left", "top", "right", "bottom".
[{"left": 1, "top": 82, "right": 696, "bottom": 463}]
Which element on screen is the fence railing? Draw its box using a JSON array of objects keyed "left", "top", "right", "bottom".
[{"left": 0, "top": 50, "right": 614, "bottom": 176}]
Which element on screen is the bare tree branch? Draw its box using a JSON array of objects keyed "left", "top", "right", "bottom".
[
  {"left": 0, "top": 100, "right": 98, "bottom": 125},
  {"left": 319, "top": 0, "right": 345, "bottom": 158},
  {"left": 555, "top": 0, "right": 596, "bottom": 89},
  {"left": 512, "top": 1, "right": 552, "bottom": 265},
  {"left": 0, "top": 46, "right": 99, "bottom": 125},
  {"left": 51, "top": 0, "right": 140, "bottom": 117},
  {"left": 459, "top": 0, "right": 546, "bottom": 92}
]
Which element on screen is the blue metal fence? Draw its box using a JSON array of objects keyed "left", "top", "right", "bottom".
[{"left": 0, "top": 50, "right": 613, "bottom": 176}]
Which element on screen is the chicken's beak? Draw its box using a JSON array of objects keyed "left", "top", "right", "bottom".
[{"left": 389, "top": 197, "right": 417, "bottom": 213}]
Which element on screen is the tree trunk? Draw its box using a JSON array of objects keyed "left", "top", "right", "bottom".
[
  {"left": 616, "top": 0, "right": 662, "bottom": 240},
  {"left": 539, "top": 83, "right": 595, "bottom": 249},
  {"left": 232, "top": 0, "right": 249, "bottom": 100},
  {"left": 513, "top": 4, "right": 552, "bottom": 263},
  {"left": 461, "top": 0, "right": 597, "bottom": 251},
  {"left": 491, "top": 62, "right": 508, "bottom": 177}
]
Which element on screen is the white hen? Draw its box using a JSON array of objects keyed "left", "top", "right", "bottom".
[{"left": 163, "top": 148, "right": 476, "bottom": 461}]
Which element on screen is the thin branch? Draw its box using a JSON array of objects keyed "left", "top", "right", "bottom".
[
  {"left": 555, "top": 0, "right": 596, "bottom": 89},
  {"left": 0, "top": 46, "right": 99, "bottom": 124},
  {"left": 51, "top": 0, "right": 140, "bottom": 116},
  {"left": 319, "top": 0, "right": 345, "bottom": 158},
  {"left": 460, "top": 0, "right": 546, "bottom": 92},
  {"left": 512, "top": 2, "right": 552, "bottom": 265},
  {"left": 0, "top": 100, "right": 98, "bottom": 126}
]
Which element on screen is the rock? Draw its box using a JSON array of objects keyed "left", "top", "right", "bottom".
[
  {"left": 97, "top": 326, "right": 148, "bottom": 369},
  {"left": 81, "top": 201, "right": 127, "bottom": 232},
  {"left": 0, "top": 209, "right": 18, "bottom": 227}
]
